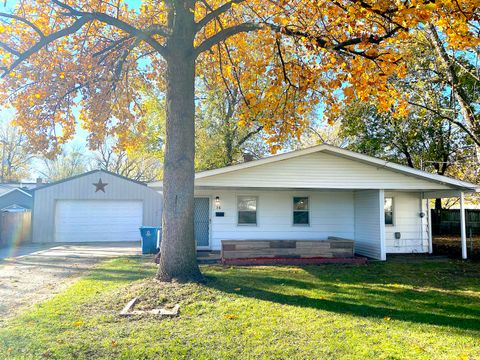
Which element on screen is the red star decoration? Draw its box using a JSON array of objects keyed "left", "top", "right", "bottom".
[{"left": 93, "top": 178, "right": 108, "bottom": 193}]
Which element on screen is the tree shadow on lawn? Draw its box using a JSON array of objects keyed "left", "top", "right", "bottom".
[
  {"left": 205, "top": 263, "right": 480, "bottom": 332},
  {"left": 83, "top": 257, "right": 156, "bottom": 282}
]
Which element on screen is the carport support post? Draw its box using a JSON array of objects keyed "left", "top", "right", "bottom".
[{"left": 460, "top": 192, "right": 467, "bottom": 260}]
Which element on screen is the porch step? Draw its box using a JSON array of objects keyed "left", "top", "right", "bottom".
[
  {"left": 221, "top": 256, "right": 368, "bottom": 266},
  {"left": 197, "top": 251, "right": 221, "bottom": 264}
]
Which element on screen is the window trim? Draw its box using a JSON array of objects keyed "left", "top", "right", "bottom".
[
  {"left": 292, "top": 196, "right": 310, "bottom": 226},
  {"left": 237, "top": 195, "right": 258, "bottom": 226},
  {"left": 384, "top": 196, "right": 394, "bottom": 226}
]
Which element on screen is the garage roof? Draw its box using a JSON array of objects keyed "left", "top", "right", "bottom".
[{"left": 33, "top": 169, "right": 147, "bottom": 191}]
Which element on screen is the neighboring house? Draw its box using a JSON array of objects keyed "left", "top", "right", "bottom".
[
  {"left": 0, "top": 186, "right": 33, "bottom": 212},
  {"left": 150, "top": 144, "right": 478, "bottom": 260},
  {"left": 32, "top": 170, "right": 162, "bottom": 243}
]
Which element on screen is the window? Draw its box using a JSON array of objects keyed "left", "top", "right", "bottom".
[
  {"left": 293, "top": 197, "right": 309, "bottom": 225},
  {"left": 237, "top": 196, "right": 257, "bottom": 225},
  {"left": 384, "top": 197, "right": 394, "bottom": 225}
]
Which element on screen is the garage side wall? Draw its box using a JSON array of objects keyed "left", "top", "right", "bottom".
[{"left": 32, "top": 171, "right": 162, "bottom": 243}]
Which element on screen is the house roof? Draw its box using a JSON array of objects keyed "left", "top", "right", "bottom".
[
  {"left": 0, "top": 187, "right": 32, "bottom": 198},
  {"left": 149, "top": 144, "right": 479, "bottom": 192},
  {"left": 1, "top": 204, "right": 29, "bottom": 211},
  {"left": 33, "top": 169, "right": 147, "bottom": 191}
]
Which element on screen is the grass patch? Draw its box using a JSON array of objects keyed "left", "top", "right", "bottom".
[{"left": 0, "top": 256, "right": 479, "bottom": 359}]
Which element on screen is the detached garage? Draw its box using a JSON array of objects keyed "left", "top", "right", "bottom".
[{"left": 32, "top": 170, "right": 162, "bottom": 243}]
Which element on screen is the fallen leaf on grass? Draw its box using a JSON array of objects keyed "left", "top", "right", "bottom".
[
  {"left": 459, "top": 354, "right": 469, "bottom": 360},
  {"left": 111, "top": 340, "right": 118, "bottom": 347},
  {"left": 72, "top": 320, "right": 84, "bottom": 327},
  {"left": 7, "top": 347, "right": 13, "bottom": 353},
  {"left": 224, "top": 314, "right": 239, "bottom": 320},
  {"left": 234, "top": 288, "right": 241, "bottom": 291},
  {"left": 383, "top": 316, "right": 391, "bottom": 321}
]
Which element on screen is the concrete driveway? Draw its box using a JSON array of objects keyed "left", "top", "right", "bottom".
[{"left": 0, "top": 242, "right": 141, "bottom": 321}]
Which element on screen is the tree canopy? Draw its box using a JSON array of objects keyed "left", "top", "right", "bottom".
[{"left": 1, "top": 1, "right": 477, "bottom": 153}]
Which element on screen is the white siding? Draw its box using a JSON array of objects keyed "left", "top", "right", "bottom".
[
  {"left": 194, "top": 189, "right": 355, "bottom": 251},
  {"left": 384, "top": 191, "right": 429, "bottom": 254},
  {"left": 32, "top": 171, "right": 162, "bottom": 243},
  {"left": 354, "top": 190, "right": 385, "bottom": 260},
  {"left": 196, "top": 152, "right": 452, "bottom": 190}
]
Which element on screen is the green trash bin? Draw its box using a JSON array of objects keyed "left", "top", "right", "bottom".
[{"left": 139, "top": 226, "right": 160, "bottom": 254}]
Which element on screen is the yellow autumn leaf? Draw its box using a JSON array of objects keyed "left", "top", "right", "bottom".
[
  {"left": 72, "top": 320, "right": 84, "bottom": 327},
  {"left": 224, "top": 314, "right": 238, "bottom": 320},
  {"left": 344, "top": 86, "right": 355, "bottom": 97},
  {"left": 383, "top": 316, "right": 391, "bottom": 321}
]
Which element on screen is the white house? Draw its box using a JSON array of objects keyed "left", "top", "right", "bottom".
[{"left": 150, "top": 144, "right": 478, "bottom": 260}]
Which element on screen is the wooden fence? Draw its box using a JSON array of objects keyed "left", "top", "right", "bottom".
[
  {"left": 0, "top": 211, "right": 32, "bottom": 247},
  {"left": 431, "top": 209, "right": 480, "bottom": 236}
]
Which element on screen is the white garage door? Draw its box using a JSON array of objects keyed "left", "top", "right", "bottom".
[{"left": 55, "top": 200, "right": 143, "bottom": 242}]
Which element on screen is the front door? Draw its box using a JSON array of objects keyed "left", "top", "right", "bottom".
[{"left": 194, "top": 197, "right": 210, "bottom": 249}]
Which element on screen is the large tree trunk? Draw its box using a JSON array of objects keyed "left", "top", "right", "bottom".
[{"left": 157, "top": 2, "right": 203, "bottom": 282}]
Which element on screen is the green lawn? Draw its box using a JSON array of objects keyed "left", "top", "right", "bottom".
[{"left": 1, "top": 256, "right": 479, "bottom": 359}]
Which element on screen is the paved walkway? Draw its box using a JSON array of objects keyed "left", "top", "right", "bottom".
[{"left": 0, "top": 242, "right": 140, "bottom": 321}]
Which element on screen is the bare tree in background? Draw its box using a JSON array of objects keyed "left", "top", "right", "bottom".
[
  {"left": 93, "top": 140, "right": 162, "bottom": 182},
  {"left": 0, "top": 123, "right": 33, "bottom": 182},
  {"left": 38, "top": 144, "right": 88, "bottom": 181}
]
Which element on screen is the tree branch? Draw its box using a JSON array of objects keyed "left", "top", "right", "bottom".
[
  {"left": 267, "top": 23, "right": 403, "bottom": 61},
  {"left": 408, "top": 100, "right": 480, "bottom": 147},
  {"left": 427, "top": 23, "right": 479, "bottom": 145},
  {"left": 145, "top": 24, "right": 171, "bottom": 37},
  {"left": 1, "top": 16, "right": 93, "bottom": 77},
  {"left": 0, "top": 12, "right": 45, "bottom": 38},
  {"left": 194, "top": 22, "right": 260, "bottom": 57},
  {"left": 0, "top": 41, "right": 20, "bottom": 57},
  {"left": 275, "top": 38, "right": 297, "bottom": 89},
  {"left": 196, "top": 0, "right": 245, "bottom": 30},
  {"left": 237, "top": 125, "right": 263, "bottom": 146},
  {"left": 93, "top": 35, "right": 132, "bottom": 58},
  {"left": 51, "top": 0, "right": 168, "bottom": 57}
]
